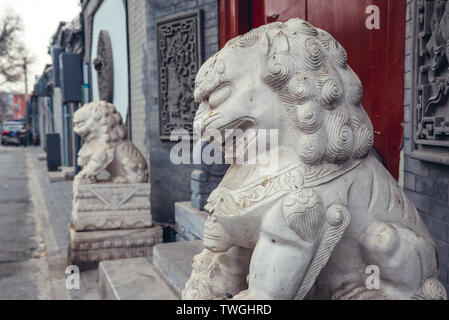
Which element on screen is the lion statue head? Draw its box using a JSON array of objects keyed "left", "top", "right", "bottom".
[
  {"left": 193, "top": 18, "right": 373, "bottom": 166},
  {"left": 74, "top": 101, "right": 127, "bottom": 144}
]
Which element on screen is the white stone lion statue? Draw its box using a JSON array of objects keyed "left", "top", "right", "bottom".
[
  {"left": 73, "top": 101, "right": 148, "bottom": 184},
  {"left": 182, "top": 18, "right": 447, "bottom": 300}
]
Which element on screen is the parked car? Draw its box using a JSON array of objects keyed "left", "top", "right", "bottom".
[{"left": 1, "top": 120, "right": 29, "bottom": 146}]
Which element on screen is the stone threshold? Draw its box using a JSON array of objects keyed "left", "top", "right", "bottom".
[{"left": 98, "top": 240, "right": 203, "bottom": 299}]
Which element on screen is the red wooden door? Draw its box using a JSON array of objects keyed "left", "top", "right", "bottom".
[
  {"left": 220, "top": 0, "right": 406, "bottom": 179},
  {"left": 307, "top": 0, "right": 405, "bottom": 180}
]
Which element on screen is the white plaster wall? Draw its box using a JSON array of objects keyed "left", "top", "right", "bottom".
[{"left": 91, "top": 0, "right": 129, "bottom": 120}]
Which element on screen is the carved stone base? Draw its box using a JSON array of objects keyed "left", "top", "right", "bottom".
[
  {"left": 68, "top": 223, "right": 163, "bottom": 270},
  {"left": 72, "top": 182, "right": 152, "bottom": 231}
]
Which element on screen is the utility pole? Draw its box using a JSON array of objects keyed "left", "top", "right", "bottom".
[{"left": 23, "top": 56, "right": 28, "bottom": 95}]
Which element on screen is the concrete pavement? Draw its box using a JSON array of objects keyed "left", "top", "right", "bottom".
[
  {"left": 0, "top": 145, "right": 99, "bottom": 299},
  {"left": 0, "top": 144, "right": 52, "bottom": 299}
]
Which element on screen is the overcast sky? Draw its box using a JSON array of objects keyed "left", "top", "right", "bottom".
[{"left": 1, "top": 0, "right": 81, "bottom": 94}]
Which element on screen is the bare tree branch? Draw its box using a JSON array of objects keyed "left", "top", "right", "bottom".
[{"left": 0, "top": 11, "right": 33, "bottom": 92}]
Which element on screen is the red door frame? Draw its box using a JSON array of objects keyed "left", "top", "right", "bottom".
[
  {"left": 219, "top": 0, "right": 250, "bottom": 47},
  {"left": 219, "top": 0, "right": 405, "bottom": 179}
]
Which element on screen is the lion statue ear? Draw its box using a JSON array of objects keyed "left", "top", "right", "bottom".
[
  {"left": 258, "top": 29, "right": 290, "bottom": 57},
  {"left": 258, "top": 30, "right": 292, "bottom": 84},
  {"left": 258, "top": 32, "right": 270, "bottom": 56},
  {"left": 269, "top": 30, "right": 289, "bottom": 55}
]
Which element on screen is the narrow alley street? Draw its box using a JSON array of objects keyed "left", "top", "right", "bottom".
[
  {"left": 0, "top": 144, "right": 51, "bottom": 299},
  {"left": 0, "top": 145, "right": 99, "bottom": 299}
]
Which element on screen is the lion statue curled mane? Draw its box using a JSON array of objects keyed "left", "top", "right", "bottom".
[{"left": 183, "top": 18, "right": 447, "bottom": 300}]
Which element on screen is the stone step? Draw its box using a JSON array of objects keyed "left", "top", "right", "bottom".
[
  {"left": 153, "top": 240, "right": 204, "bottom": 297},
  {"left": 99, "top": 257, "right": 177, "bottom": 300},
  {"left": 47, "top": 171, "right": 66, "bottom": 182},
  {"left": 175, "top": 201, "right": 207, "bottom": 241},
  {"left": 38, "top": 153, "right": 47, "bottom": 161}
]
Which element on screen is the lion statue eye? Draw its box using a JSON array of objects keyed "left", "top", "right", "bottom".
[{"left": 208, "top": 84, "right": 232, "bottom": 108}]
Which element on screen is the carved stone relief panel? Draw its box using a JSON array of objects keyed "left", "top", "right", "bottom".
[
  {"left": 93, "top": 29, "right": 114, "bottom": 103},
  {"left": 414, "top": 0, "right": 449, "bottom": 164},
  {"left": 156, "top": 11, "right": 202, "bottom": 139}
]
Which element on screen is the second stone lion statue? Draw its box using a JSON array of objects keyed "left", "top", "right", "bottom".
[
  {"left": 182, "top": 18, "right": 447, "bottom": 300},
  {"left": 73, "top": 101, "right": 148, "bottom": 184}
]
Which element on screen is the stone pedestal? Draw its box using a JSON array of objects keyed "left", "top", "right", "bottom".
[
  {"left": 68, "top": 182, "right": 162, "bottom": 270},
  {"left": 72, "top": 183, "right": 153, "bottom": 230}
]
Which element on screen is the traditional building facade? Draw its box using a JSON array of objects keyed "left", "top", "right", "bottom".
[
  {"left": 36, "top": 0, "right": 448, "bottom": 292},
  {"left": 80, "top": 0, "right": 220, "bottom": 229},
  {"left": 46, "top": 16, "right": 84, "bottom": 168},
  {"left": 128, "top": 0, "right": 220, "bottom": 227},
  {"left": 403, "top": 0, "right": 449, "bottom": 292}
]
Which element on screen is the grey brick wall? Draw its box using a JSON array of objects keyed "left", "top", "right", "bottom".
[
  {"left": 403, "top": 0, "right": 449, "bottom": 292},
  {"left": 128, "top": 0, "right": 150, "bottom": 165},
  {"left": 128, "top": 0, "right": 219, "bottom": 224}
]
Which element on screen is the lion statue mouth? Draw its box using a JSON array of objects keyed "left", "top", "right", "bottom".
[
  {"left": 217, "top": 117, "right": 257, "bottom": 154},
  {"left": 73, "top": 119, "right": 88, "bottom": 137}
]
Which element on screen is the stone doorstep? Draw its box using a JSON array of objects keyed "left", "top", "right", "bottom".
[
  {"left": 99, "top": 258, "right": 177, "bottom": 300},
  {"left": 65, "top": 171, "right": 75, "bottom": 181},
  {"left": 175, "top": 201, "right": 208, "bottom": 240},
  {"left": 47, "top": 171, "right": 66, "bottom": 182},
  {"left": 152, "top": 240, "right": 204, "bottom": 297},
  {"left": 98, "top": 240, "right": 204, "bottom": 299},
  {"left": 59, "top": 166, "right": 75, "bottom": 181},
  {"left": 47, "top": 167, "right": 74, "bottom": 182},
  {"left": 60, "top": 166, "right": 74, "bottom": 174}
]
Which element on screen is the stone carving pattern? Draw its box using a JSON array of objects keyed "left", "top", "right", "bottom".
[
  {"left": 73, "top": 247, "right": 154, "bottom": 264},
  {"left": 157, "top": 12, "right": 201, "bottom": 139},
  {"left": 72, "top": 183, "right": 152, "bottom": 231},
  {"left": 68, "top": 225, "right": 163, "bottom": 267},
  {"left": 416, "top": 0, "right": 449, "bottom": 152},
  {"left": 93, "top": 30, "right": 114, "bottom": 103},
  {"left": 78, "top": 218, "right": 150, "bottom": 231},
  {"left": 86, "top": 185, "right": 139, "bottom": 210},
  {"left": 73, "top": 236, "right": 161, "bottom": 251}
]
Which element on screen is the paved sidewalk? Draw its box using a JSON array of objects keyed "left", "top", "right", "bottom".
[
  {"left": 27, "top": 147, "right": 100, "bottom": 299},
  {"left": 29, "top": 150, "right": 72, "bottom": 253}
]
